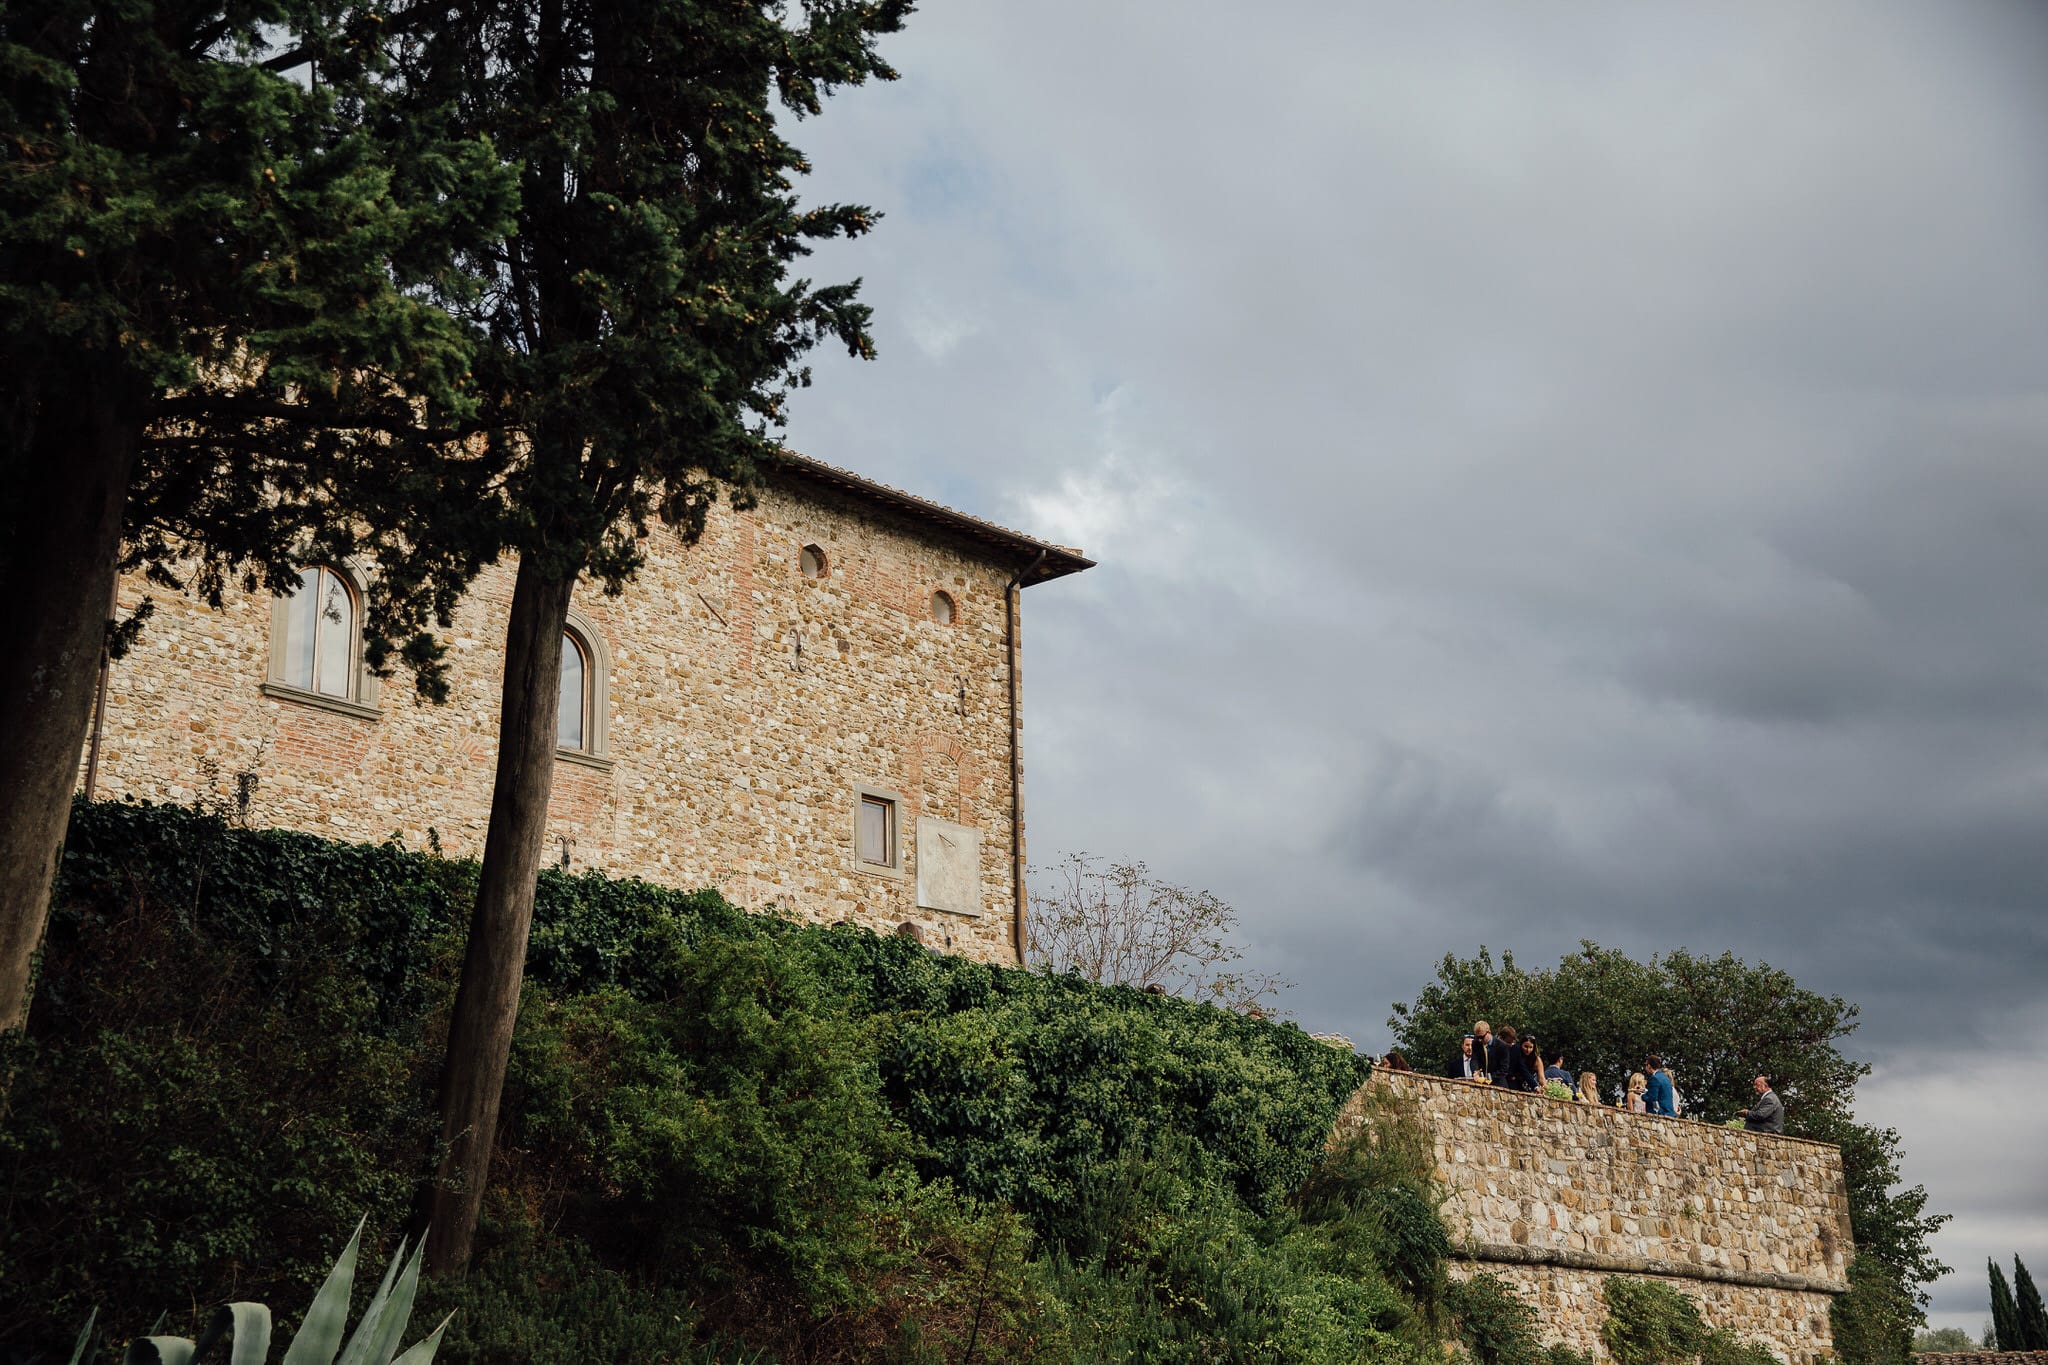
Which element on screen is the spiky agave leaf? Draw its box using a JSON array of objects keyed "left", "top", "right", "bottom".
[
  {"left": 386, "top": 1312, "right": 453, "bottom": 1365},
  {"left": 66, "top": 1309, "right": 97, "bottom": 1365},
  {"left": 339, "top": 1233, "right": 429, "bottom": 1365},
  {"left": 186, "top": 1303, "right": 273, "bottom": 1365},
  {"left": 281, "top": 1216, "right": 366, "bottom": 1365}
]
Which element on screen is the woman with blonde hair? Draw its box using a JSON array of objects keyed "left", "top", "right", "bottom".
[
  {"left": 1626, "top": 1072, "right": 1648, "bottom": 1114},
  {"left": 1578, "top": 1071, "right": 1600, "bottom": 1105}
]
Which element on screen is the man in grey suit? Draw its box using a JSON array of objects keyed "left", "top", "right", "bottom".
[{"left": 1740, "top": 1075, "right": 1784, "bottom": 1133}]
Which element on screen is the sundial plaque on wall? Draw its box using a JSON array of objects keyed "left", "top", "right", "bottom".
[{"left": 914, "top": 817, "right": 982, "bottom": 916}]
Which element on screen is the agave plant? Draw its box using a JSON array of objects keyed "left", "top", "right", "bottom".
[{"left": 102, "top": 1219, "right": 450, "bottom": 1365}]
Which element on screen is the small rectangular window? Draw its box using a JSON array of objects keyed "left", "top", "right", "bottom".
[{"left": 858, "top": 795, "right": 894, "bottom": 866}]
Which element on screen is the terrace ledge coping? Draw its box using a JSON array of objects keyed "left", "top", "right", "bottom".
[{"left": 1370, "top": 1066, "right": 1843, "bottom": 1152}]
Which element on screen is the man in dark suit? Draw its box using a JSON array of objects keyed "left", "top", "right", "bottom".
[
  {"left": 1489, "top": 1025, "right": 1517, "bottom": 1086},
  {"left": 1740, "top": 1076, "right": 1784, "bottom": 1133},
  {"left": 1447, "top": 1034, "right": 1482, "bottom": 1079}
]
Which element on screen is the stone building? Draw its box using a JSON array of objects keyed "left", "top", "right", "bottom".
[
  {"left": 1340, "top": 1069, "right": 1854, "bottom": 1363},
  {"left": 83, "top": 453, "right": 1092, "bottom": 965}
]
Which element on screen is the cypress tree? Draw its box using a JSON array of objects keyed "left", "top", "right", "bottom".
[
  {"left": 387, "top": 0, "right": 912, "bottom": 1275},
  {"left": 0, "top": 0, "right": 513, "bottom": 1030},
  {"left": 2015, "top": 1257, "right": 2048, "bottom": 1349},
  {"left": 1991, "top": 1259, "right": 2021, "bottom": 1351}
]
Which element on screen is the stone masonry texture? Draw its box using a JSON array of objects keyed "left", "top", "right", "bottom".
[
  {"left": 1336, "top": 1070, "right": 1853, "bottom": 1363},
  {"left": 89, "top": 474, "right": 1052, "bottom": 963}
]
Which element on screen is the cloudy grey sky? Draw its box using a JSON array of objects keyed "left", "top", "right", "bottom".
[{"left": 780, "top": 1, "right": 2048, "bottom": 1332}]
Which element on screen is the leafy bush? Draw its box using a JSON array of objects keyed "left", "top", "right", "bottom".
[
  {"left": 1446, "top": 1273, "right": 1547, "bottom": 1365},
  {"left": 417, "top": 1223, "right": 711, "bottom": 1365},
  {"left": 1602, "top": 1278, "right": 1708, "bottom": 1365},
  {"left": 1833, "top": 1255, "right": 1918, "bottom": 1365},
  {"left": 5, "top": 801, "right": 1579, "bottom": 1365},
  {"left": 0, "top": 808, "right": 451, "bottom": 1351},
  {"left": 1598, "top": 1277, "right": 1776, "bottom": 1365}
]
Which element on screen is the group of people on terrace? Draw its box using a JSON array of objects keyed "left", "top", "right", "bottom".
[{"left": 1381, "top": 1020, "right": 1785, "bottom": 1133}]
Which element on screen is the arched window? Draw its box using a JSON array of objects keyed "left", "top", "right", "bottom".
[
  {"left": 555, "top": 609, "right": 612, "bottom": 768},
  {"left": 266, "top": 563, "right": 378, "bottom": 715},
  {"left": 282, "top": 567, "right": 356, "bottom": 696},
  {"left": 558, "top": 632, "right": 588, "bottom": 750}
]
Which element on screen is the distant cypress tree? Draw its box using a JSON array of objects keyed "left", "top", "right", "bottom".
[
  {"left": 1991, "top": 1259, "right": 2022, "bottom": 1350},
  {"left": 2014, "top": 1257, "right": 2048, "bottom": 1349}
]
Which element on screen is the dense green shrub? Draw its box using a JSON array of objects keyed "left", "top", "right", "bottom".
[
  {"left": 1602, "top": 1277, "right": 1708, "bottom": 1365},
  {"left": 0, "top": 806, "right": 453, "bottom": 1349},
  {"left": 1446, "top": 1272, "right": 1547, "bottom": 1365},
  {"left": 1599, "top": 1278, "right": 1777, "bottom": 1365},
  {"left": 0, "top": 802, "right": 1788, "bottom": 1364},
  {"left": 1831, "top": 1256, "right": 1916, "bottom": 1365},
  {"left": 417, "top": 1223, "right": 714, "bottom": 1365}
]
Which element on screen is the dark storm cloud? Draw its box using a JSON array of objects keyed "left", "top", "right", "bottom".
[{"left": 781, "top": 0, "right": 2048, "bottom": 1325}]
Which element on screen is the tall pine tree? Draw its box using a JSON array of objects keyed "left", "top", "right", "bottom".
[
  {"left": 2015, "top": 1257, "right": 2048, "bottom": 1350},
  {"left": 1991, "top": 1259, "right": 2021, "bottom": 1350},
  {"left": 385, "top": 0, "right": 911, "bottom": 1274},
  {"left": 0, "top": 0, "right": 513, "bottom": 1029}
]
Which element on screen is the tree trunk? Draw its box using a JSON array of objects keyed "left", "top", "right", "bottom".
[
  {"left": 425, "top": 553, "right": 573, "bottom": 1276},
  {"left": 0, "top": 379, "right": 140, "bottom": 1032}
]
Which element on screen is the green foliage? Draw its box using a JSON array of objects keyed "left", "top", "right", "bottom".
[
  {"left": 1601, "top": 1278, "right": 1710, "bottom": 1365},
  {"left": 1445, "top": 1273, "right": 1546, "bottom": 1365},
  {"left": 1797, "top": 1112, "right": 1951, "bottom": 1302},
  {"left": 0, "top": 806, "right": 453, "bottom": 1349},
  {"left": 2014, "top": 1257, "right": 2048, "bottom": 1349},
  {"left": 417, "top": 1224, "right": 710, "bottom": 1364},
  {"left": 1389, "top": 943, "right": 1864, "bottom": 1133},
  {"left": 504, "top": 948, "right": 919, "bottom": 1311},
  {"left": 6, "top": 802, "right": 1407, "bottom": 1362},
  {"left": 0, "top": 0, "right": 515, "bottom": 688},
  {"left": 387, "top": 0, "right": 911, "bottom": 595},
  {"left": 15, "top": 802, "right": 1805, "bottom": 1365},
  {"left": 77, "top": 1222, "right": 447, "bottom": 1365},
  {"left": 1990, "top": 1259, "right": 2023, "bottom": 1351},
  {"left": 1834, "top": 1256, "right": 1917, "bottom": 1365},
  {"left": 1909, "top": 1326, "right": 1978, "bottom": 1352}
]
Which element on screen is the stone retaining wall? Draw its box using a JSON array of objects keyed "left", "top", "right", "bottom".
[{"left": 1335, "top": 1069, "right": 1853, "bottom": 1362}]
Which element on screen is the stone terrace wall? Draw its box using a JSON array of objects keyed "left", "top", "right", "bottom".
[{"left": 1335, "top": 1070, "right": 1852, "bottom": 1363}]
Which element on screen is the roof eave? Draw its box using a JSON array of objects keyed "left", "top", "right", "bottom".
[{"left": 771, "top": 451, "right": 1095, "bottom": 587}]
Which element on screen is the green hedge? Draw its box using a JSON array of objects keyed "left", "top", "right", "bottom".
[
  {"left": 3, "top": 802, "right": 1373, "bottom": 1359},
  {"left": 3, "top": 801, "right": 1788, "bottom": 1364}
]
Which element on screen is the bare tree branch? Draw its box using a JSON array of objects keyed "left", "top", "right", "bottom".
[{"left": 1026, "top": 853, "right": 1289, "bottom": 1015}]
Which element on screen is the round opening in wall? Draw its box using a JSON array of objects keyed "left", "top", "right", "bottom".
[
  {"left": 800, "top": 544, "right": 828, "bottom": 580},
  {"left": 930, "top": 590, "right": 956, "bottom": 625}
]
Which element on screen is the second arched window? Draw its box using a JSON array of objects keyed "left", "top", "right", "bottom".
[{"left": 558, "top": 632, "right": 589, "bottom": 751}]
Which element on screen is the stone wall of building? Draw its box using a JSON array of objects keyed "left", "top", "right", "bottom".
[
  {"left": 1335, "top": 1070, "right": 1852, "bottom": 1363},
  {"left": 89, "top": 475, "right": 1051, "bottom": 963}
]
